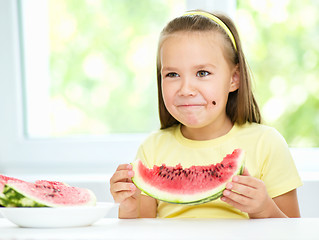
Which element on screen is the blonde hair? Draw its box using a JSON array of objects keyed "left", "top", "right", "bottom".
[{"left": 156, "top": 10, "right": 261, "bottom": 129}]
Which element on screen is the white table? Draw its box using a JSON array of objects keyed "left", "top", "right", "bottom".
[{"left": 0, "top": 218, "right": 318, "bottom": 240}]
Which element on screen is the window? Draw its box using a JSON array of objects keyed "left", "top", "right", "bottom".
[{"left": 23, "top": 0, "right": 182, "bottom": 137}]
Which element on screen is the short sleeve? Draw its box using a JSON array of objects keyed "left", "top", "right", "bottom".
[{"left": 258, "top": 128, "right": 303, "bottom": 198}]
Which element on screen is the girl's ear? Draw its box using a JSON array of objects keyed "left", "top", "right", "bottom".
[{"left": 229, "top": 65, "right": 240, "bottom": 92}]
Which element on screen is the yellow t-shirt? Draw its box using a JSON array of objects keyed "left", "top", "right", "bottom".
[{"left": 135, "top": 123, "right": 303, "bottom": 218}]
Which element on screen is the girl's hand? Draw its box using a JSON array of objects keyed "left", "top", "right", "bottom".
[
  {"left": 221, "top": 168, "right": 278, "bottom": 218},
  {"left": 110, "top": 164, "right": 141, "bottom": 217}
]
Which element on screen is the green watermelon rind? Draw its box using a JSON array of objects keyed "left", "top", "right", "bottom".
[
  {"left": 0, "top": 193, "right": 10, "bottom": 207},
  {"left": 132, "top": 150, "right": 245, "bottom": 205},
  {"left": 0, "top": 191, "right": 17, "bottom": 207},
  {"left": 2, "top": 185, "right": 48, "bottom": 207},
  {"left": 2, "top": 184, "right": 97, "bottom": 208}
]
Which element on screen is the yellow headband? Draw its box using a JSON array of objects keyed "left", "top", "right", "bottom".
[{"left": 183, "top": 11, "right": 237, "bottom": 52}]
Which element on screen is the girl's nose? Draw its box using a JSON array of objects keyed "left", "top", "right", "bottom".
[{"left": 178, "top": 78, "right": 196, "bottom": 96}]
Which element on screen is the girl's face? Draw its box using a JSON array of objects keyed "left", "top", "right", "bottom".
[{"left": 160, "top": 31, "right": 239, "bottom": 138}]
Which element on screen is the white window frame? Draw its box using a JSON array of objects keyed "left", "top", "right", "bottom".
[{"left": 0, "top": 0, "right": 318, "bottom": 175}]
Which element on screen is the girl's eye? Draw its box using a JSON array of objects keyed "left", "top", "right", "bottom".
[
  {"left": 197, "top": 71, "right": 210, "bottom": 77},
  {"left": 166, "top": 72, "right": 180, "bottom": 78}
]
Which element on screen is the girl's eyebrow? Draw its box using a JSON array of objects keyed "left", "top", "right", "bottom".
[
  {"left": 161, "top": 66, "right": 178, "bottom": 72},
  {"left": 162, "top": 64, "right": 216, "bottom": 72},
  {"left": 193, "top": 64, "right": 217, "bottom": 69}
]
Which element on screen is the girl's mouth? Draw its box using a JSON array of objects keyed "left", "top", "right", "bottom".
[{"left": 178, "top": 104, "right": 205, "bottom": 107}]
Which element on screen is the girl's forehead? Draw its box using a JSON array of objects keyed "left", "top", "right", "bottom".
[
  {"left": 161, "top": 31, "right": 224, "bottom": 55},
  {"left": 160, "top": 31, "right": 233, "bottom": 67},
  {"left": 161, "top": 31, "right": 225, "bottom": 51}
]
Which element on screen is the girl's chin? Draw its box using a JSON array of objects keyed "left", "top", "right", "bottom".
[{"left": 180, "top": 122, "right": 207, "bottom": 129}]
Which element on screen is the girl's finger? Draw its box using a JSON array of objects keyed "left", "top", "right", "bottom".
[
  {"left": 222, "top": 189, "right": 252, "bottom": 206},
  {"left": 221, "top": 196, "right": 246, "bottom": 213},
  {"left": 110, "top": 169, "right": 134, "bottom": 184},
  {"left": 113, "top": 189, "right": 137, "bottom": 203},
  {"left": 226, "top": 182, "right": 256, "bottom": 199},
  {"left": 232, "top": 175, "right": 260, "bottom": 188},
  {"left": 116, "top": 164, "right": 132, "bottom": 171},
  {"left": 111, "top": 182, "right": 136, "bottom": 194}
]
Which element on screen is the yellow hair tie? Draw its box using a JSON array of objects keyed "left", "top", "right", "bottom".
[{"left": 183, "top": 11, "right": 237, "bottom": 52}]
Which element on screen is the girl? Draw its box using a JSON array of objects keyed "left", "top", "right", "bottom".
[{"left": 110, "top": 10, "right": 302, "bottom": 219}]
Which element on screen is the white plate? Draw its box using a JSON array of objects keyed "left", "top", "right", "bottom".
[{"left": 0, "top": 202, "right": 118, "bottom": 228}]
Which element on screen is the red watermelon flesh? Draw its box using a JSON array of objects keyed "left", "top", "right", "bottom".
[
  {"left": 0, "top": 176, "right": 66, "bottom": 196},
  {"left": 132, "top": 149, "right": 245, "bottom": 205},
  {"left": 35, "top": 180, "right": 69, "bottom": 187}
]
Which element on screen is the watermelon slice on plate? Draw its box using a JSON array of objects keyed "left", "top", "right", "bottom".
[{"left": 0, "top": 175, "right": 96, "bottom": 207}]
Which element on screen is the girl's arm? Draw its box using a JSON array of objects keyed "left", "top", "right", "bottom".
[
  {"left": 221, "top": 168, "right": 301, "bottom": 218},
  {"left": 272, "top": 189, "right": 300, "bottom": 218}
]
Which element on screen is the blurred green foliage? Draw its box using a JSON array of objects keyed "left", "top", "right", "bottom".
[
  {"left": 237, "top": 0, "right": 319, "bottom": 147},
  {"left": 49, "top": 0, "right": 179, "bottom": 134},
  {"left": 49, "top": 0, "right": 318, "bottom": 147}
]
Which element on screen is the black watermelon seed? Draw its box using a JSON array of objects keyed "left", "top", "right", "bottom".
[{"left": 45, "top": 194, "right": 55, "bottom": 197}]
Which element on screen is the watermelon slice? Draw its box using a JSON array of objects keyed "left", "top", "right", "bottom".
[
  {"left": 0, "top": 175, "right": 96, "bottom": 207},
  {"left": 132, "top": 149, "right": 245, "bottom": 205}
]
